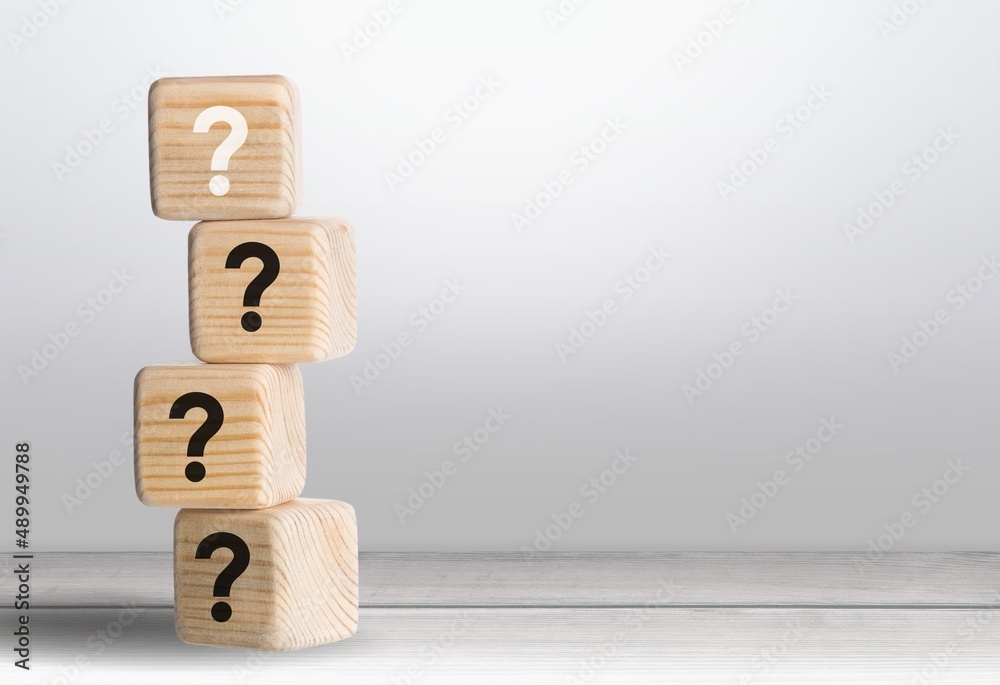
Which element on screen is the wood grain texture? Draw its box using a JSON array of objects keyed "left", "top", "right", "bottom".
[
  {"left": 174, "top": 499, "right": 359, "bottom": 651},
  {"left": 7, "top": 553, "right": 999, "bottom": 608},
  {"left": 134, "top": 363, "right": 306, "bottom": 509},
  {"left": 189, "top": 218, "right": 357, "bottom": 363},
  {"left": 4, "top": 553, "right": 1000, "bottom": 681},
  {"left": 148, "top": 75, "right": 302, "bottom": 221},
  {"left": 11, "top": 607, "right": 1000, "bottom": 684},
  {"left": 357, "top": 551, "right": 1000, "bottom": 608}
]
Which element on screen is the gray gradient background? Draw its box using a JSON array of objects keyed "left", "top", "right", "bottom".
[{"left": 1, "top": 0, "right": 998, "bottom": 552}]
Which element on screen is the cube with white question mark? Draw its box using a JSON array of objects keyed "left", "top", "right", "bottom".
[
  {"left": 133, "top": 363, "right": 306, "bottom": 508},
  {"left": 188, "top": 218, "right": 357, "bottom": 363},
  {"left": 148, "top": 75, "right": 302, "bottom": 221},
  {"left": 174, "top": 499, "right": 359, "bottom": 650}
]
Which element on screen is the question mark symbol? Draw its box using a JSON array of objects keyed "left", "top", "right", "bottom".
[
  {"left": 193, "top": 106, "right": 248, "bottom": 197},
  {"left": 195, "top": 532, "right": 250, "bottom": 623},
  {"left": 169, "top": 392, "right": 224, "bottom": 483},
  {"left": 225, "top": 242, "right": 280, "bottom": 333}
]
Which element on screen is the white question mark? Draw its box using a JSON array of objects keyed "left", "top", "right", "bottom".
[{"left": 193, "top": 105, "right": 248, "bottom": 197}]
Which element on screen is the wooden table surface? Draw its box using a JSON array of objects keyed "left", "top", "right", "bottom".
[{"left": 3, "top": 552, "right": 999, "bottom": 684}]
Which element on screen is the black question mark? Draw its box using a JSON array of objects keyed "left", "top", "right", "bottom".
[
  {"left": 195, "top": 532, "right": 251, "bottom": 623},
  {"left": 169, "top": 392, "right": 224, "bottom": 483},
  {"left": 225, "top": 242, "right": 280, "bottom": 333}
]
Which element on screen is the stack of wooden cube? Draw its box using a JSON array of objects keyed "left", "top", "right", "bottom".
[{"left": 132, "top": 75, "right": 359, "bottom": 651}]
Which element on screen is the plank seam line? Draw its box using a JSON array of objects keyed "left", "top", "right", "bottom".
[{"left": 25, "top": 603, "right": 1000, "bottom": 610}]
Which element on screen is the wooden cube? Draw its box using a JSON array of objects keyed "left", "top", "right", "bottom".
[
  {"left": 148, "top": 75, "right": 302, "bottom": 221},
  {"left": 189, "top": 218, "right": 357, "bottom": 363},
  {"left": 174, "top": 499, "right": 359, "bottom": 650},
  {"left": 134, "top": 363, "right": 306, "bottom": 508}
]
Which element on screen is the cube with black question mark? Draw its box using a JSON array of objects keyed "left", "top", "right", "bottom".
[
  {"left": 133, "top": 363, "right": 306, "bottom": 508},
  {"left": 174, "top": 499, "right": 359, "bottom": 650},
  {"left": 188, "top": 218, "right": 357, "bottom": 363}
]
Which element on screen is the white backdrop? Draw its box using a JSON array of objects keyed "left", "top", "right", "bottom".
[{"left": 2, "top": 0, "right": 999, "bottom": 551}]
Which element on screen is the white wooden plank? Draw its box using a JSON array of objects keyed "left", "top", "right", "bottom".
[
  {"left": 8, "top": 607, "right": 1000, "bottom": 684},
  {"left": 3, "top": 552, "right": 998, "bottom": 607},
  {"left": 360, "top": 552, "right": 1000, "bottom": 607}
]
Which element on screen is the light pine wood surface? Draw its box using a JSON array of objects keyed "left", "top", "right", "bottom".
[
  {"left": 133, "top": 363, "right": 306, "bottom": 509},
  {"left": 188, "top": 218, "right": 357, "bottom": 363},
  {"left": 148, "top": 75, "right": 302, "bottom": 221},
  {"left": 173, "top": 499, "right": 359, "bottom": 651}
]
